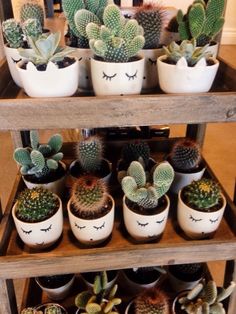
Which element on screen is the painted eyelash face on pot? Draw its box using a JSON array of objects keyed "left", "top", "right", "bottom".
[{"left": 102, "top": 71, "right": 138, "bottom": 81}]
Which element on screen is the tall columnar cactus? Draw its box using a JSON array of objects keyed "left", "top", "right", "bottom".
[
  {"left": 16, "top": 187, "right": 59, "bottom": 222},
  {"left": 170, "top": 139, "right": 201, "bottom": 171},
  {"left": 13, "top": 130, "right": 63, "bottom": 179},
  {"left": 75, "top": 271, "right": 121, "bottom": 314},
  {"left": 178, "top": 280, "right": 236, "bottom": 314},
  {"left": 183, "top": 178, "right": 221, "bottom": 211},
  {"left": 134, "top": 288, "right": 170, "bottom": 314},
  {"left": 44, "top": 305, "right": 62, "bottom": 314},
  {"left": 22, "top": 18, "right": 43, "bottom": 42},
  {"left": 176, "top": 0, "right": 225, "bottom": 46},
  {"left": 86, "top": 4, "right": 145, "bottom": 62},
  {"left": 122, "top": 142, "right": 150, "bottom": 168},
  {"left": 122, "top": 161, "right": 174, "bottom": 209},
  {"left": 134, "top": 3, "right": 165, "bottom": 49},
  {"left": 76, "top": 136, "right": 103, "bottom": 173},
  {"left": 2, "top": 19, "right": 24, "bottom": 48},
  {"left": 20, "top": 3, "right": 44, "bottom": 27},
  {"left": 71, "top": 175, "right": 107, "bottom": 218}
]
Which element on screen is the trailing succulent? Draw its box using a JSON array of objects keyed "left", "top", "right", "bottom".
[
  {"left": 176, "top": 0, "right": 225, "bottom": 46},
  {"left": 178, "top": 280, "right": 236, "bottom": 314},
  {"left": 163, "top": 39, "right": 211, "bottom": 67},
  {"left": 20, "top": 2, "right": 44, "bottom": 27},
  {"left": 121, "top": 161, "right": 174, "bottom": 209},
  {"left": 85, "top": 4, "right": 145, "bottom": 62},
  {"left": 75, "top": 271, "right": 121, "bottom": 314},
  {"left": 170, "top": 139, "right": 201, "bottom": 171},
  {"left": 134, "top": 3, "right": 165, "bottom": 49},
  {"left": 15, "top": 187, "right": 59, "bottom": 223},
  {"left": 2, "top": 19, "right": 24, "bottom": 48},
  {"left": 13, "top": 130, "right": 63, "bottom": 179},
  {"left": 183, "top": 178, "right": 221, "bottom": 211}
]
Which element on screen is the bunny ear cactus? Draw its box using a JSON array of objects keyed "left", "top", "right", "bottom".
[
  {"left": 86, "top": 4, "right": 145, "bottom": 62},
  {"left": 122, "top": 161, "right": 174, "bottom": 209},
  {"left": 2, "top": 19, "right": 24, "bottom": 48}
]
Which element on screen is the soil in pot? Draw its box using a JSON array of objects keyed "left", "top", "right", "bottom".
[
  {"left": 124, "top": 267, "right": 161, "bottom": 285},
  {"left": 125, "top": 195, "right": 167, "bottom": 216},
  {"left": 37, "top": 274, "right": 74, "bottom": 289},
  {"left": 21, "top": 57, "right": 76, "bottom": 71},
  {"left": 162, "top": 58, "right": 215, "bottom": 67},
  {"left": 70, "top": 159, "right": 110, "bottom": 179}
]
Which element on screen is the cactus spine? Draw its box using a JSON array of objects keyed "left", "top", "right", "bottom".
[
  {"left": 22, "top": 18, "right": 43, "bottom": 41},
  {"left": 2, "top": 19, "right": 24, "bottom": 48},
  {"left": 20, "top": 3, "right": 44, "bottom": 27}
]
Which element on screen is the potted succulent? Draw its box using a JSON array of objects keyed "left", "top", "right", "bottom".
[
  {"left": 12, "top": 187, "right": 63, "bottom": 249},
  {"left": 176, "top": 0, "right": 225, "bottom": 57},
  {"left": 80, "top": 270, "right": 118, "bottom": 292},
  {"left": 85, "top": 4, "right": 145, "bottom": 96},
  {"left": 75, "top": 271, "right": 121, "bottom": 314},
  {"left": 177, "top": 178, "right": 227, "bottom": 239},
  {"left": 121, "top": 160, "right": 174, "bottom": 242},
  {"left": 168, "top": 139, "right": 206, "bottom": 194},
  {"left": 172, "top": 280, "right": 236, "bottom": 314},
  {"left": 16, "top": 31, "right": 78, "bottom": 97},
  {"left": 21, "top": 303, "right": 67, "bottom": 314},
  {"left": 157, "top": 39, "right": 219, "bottom": 93},
  {"left": 133, "top": 3, "right": 165, "bottom": 89},
  {"left": 67, "top": 175, "right": 115, "bottom": 245},
  {"left": 13, "top": 130, "right": 66, "bottom": 196}
]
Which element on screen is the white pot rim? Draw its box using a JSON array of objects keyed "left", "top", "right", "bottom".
[
  {"left": 173, "top": 162, "right": 206, "bottom": 175},
  {"left": 158, "top": 55, "right": 219, "bottom": 68}
]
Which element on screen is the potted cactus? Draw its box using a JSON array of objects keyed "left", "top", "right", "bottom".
[
  {"left": 12, "top": 187, "right": 63, "bottom": 249},
  {"left": 20, "top": 2, "right": 45, "bottom": 28},
  {"left": 21, "top": 303, "right": 67, "bottom": 314},
  {"left": 13, "top": 130, "right": 66, "bottom": 196},
  {"left": 80, "top": 270, "right": 118, "bottom": 292},
  {"left": 177, "top": 178, "right": 227, "bottom": 239},
  {"left": 157, "top": 39, "right": 219, "bottom": 93},
  {"left": 121, "top": 160, "right": 174, "bottom": 242},
  {"left": 84, "top": 4, "right": 145, "bottom": 96},
  {"left": 16, "top": 31, "right": 78, "bottom": 97},
  {"left": 67, "top": 175, "right": 115, "bottom": 245},
  {"left": 172, "top": 280, "right": 236, "bottom": 314},
  {"left": 168, "top": 139, "right": 206, "bottom": 194}
]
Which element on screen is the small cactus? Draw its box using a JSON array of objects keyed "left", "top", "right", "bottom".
[
  {"left": 183, "top": 178, "right": 221, "bottom": 211},
  {"left": 170, "top": 139, "right": 201, "bottom": 171},
  {"left": 22, "top": 18, "right": 43, "bottom": 42},
  {"left": 122, "top": 142, "right": 150, "bottom": 168},
  {"left": 20, "top": 2, "right": 44, "bottom": 27},
  {"left": 2, "top": 19, "right": 24, "bottom": 48},
  {"left": 21, "top": 308, "right": 37, "bottom": 314},
  {"left": 15, "top": 187, "right": 59, "bottom": 223},
  {"left": 44, "top": 304, "right": 62, "bottom": 314}
]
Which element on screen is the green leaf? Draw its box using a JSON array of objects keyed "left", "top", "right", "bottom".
[{"left": 75, "top": 291, "right": 93, "bottom": 309}]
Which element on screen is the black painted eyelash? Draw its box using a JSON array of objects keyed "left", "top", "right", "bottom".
[
  {"left": 93, "top": 222, "right": 105, "bottom": 230},
  {"left": 148, "top": 58, "right": 157, "bottom": 66},
  {"left": 156, "top": 217, "right": 165, "bottom": 224},
  {"left": 103, "top": 72, "right": 117, "bottom": 81},
  {"left": 189, "top": 215, "right": 203, "bottom": 222},
  {"left": 210, "top": 217, "right": 219, "bottom": 224},
  {"left": 125, "top": 70, "right": 137, "bottom": 80},
  {"left": 11, "top": 57, "right": 22, "bottom": 64},
  {"left": 137, "top": 221, "right": 149, "bottom": 227},
  {"left": 40, "top": 224, "right": 52, "bottom": 232},
  {"left": 21, "top": 228, "right": 32, "bottom": 234},
  {"left": 75, "top": 223, "right": 86, "bottom": 230},
  {"left": 78, "top": 57, "right": 82, "bottom": 61}
]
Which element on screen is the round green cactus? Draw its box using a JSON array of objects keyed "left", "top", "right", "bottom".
[
  {"left": 20, "top": 3, "right": 44, "bottom": 27},
  {"left": 2, "top": 19, "right": 24, "bottom": 48},
  {"left": 122, "top": 142, "right": 150, "bottom": 168},
  {"left": 44, "top": 304, "right": 62, "bottom": 314},
  {"left": 15, "top": 187, "right": 59, "bottom": 223},
  {"left": 22, "top": 18, "right": 42, "bottom": 41},
  {"left": 21, "top": 308, "right": 36, "bottom": 314}
]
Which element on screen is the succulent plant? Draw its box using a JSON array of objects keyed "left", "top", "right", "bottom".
[
  {"left": 134, "top": 288, "right": 170, "bottom": 314},
  {"left": 75, "top": 271, "right": 121, "bottom": 314},
  {"left": 18, "top": 32, "right": 75, "bottom": 66},
  {"left": 134, "top": 3, "right": 165, "bottom": 49},
  {"left": 121, "top": 161, "right": 174, "bottom": 209},
  {"left": 86, "top": 4, "right": 145, "bottom": 62},
  {"left": 22, "top": 18, "right": 43, "bottom": 42},
  {"left": 44, "top": 304, "right": 62, "bottom": 314},
  {"left": 2, "top": 19, "right": 24, "bottom": 48},
  {"left": 163, "top": 39, "right": 210, "bottom": 66},
  {"left": 15, "top": 187, "right": 59, "bottom": 223},
  {"left": 183, "top": 178, "right": 221, "bottom": 211},
  {"left": 13, "top": 130, "right": 63, "bottom": 179},
  {"left": 122, "top": 142, "right": 150, "bottom": 168},
  {"left": 178, "top": 280, "right": 236, "bottom": 314},
  {"left": 20, "top": 2, "right": 44, "bottom": 27},
  {"left": 71, "top": 175, "right": 108, "bottom": 218},
  {"left": 170, "top": 139, "right": 201, "bottom": 171},
  {"left": 176, "top": 0, "right": 225, "bottom": 46},
  {"left": 76, "top": 136, "right": 103, "bottom": 174}
]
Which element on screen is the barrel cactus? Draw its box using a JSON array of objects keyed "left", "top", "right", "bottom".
[
  {"left": 21, "top": 308, "right": 37, "bottom": 314},
  {"left": 44, "top": 304, "right": 63, "bottom": 314},
  {"left": 2, "top": 19, "right": 24, "bottom": 48},
  {"left": 170, "top": 139, "right": 201, "bottom": 171},
  {"left": 122, "top": 142, "right": 150, "bottom": 168},
  {"left": 121, "top": 161, "right": 174, "bottom": 209},
  {"left": 15, "top": 187, "right": 59, "bottom": 223},
  {"left": 22, "top": 18, "right": 43, "bottom": 42},
  {"left": 20, "top": 2, "right": 44, "bottom": 27},
  {"left": 134, "top": 3, "right": 165, "bottom": 49},
  {"left": 183, "top": 178, "right": 221, "bottom": 211},
  {"left": 86, "top": 4, "right": 145, "bottom": 62}
]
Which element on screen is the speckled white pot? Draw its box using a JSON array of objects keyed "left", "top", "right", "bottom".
[
  {"left": 12, "top": 195, "right": 63, "bottom": 249},
  {"left": 17, "top": 59, "right": 79, "bottom": 97},
  {"left": 67, "top": 195, "right": 115, "bottom": 245},
  {"left": 177, "top": 190, "right": 226, "bottom": 239},
  {"left": 91, "top": 56, "right": 144, "bottom": 96},
  {"left": 123, "top": 195, "right": 170, "bottom": 242}
]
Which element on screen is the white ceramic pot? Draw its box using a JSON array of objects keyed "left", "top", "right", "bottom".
[
  {"left": 177, "top": 190, "right": 226, "bottom": 239},
  {"left": 67, "top": 194, "right": 115, "bottom": 245},
  {"left": 17, "top": 58, "right": 79, "bottom": 97},
  {"left": 12, "top": 194, "right": 63, "bottom": 249},
  {"left": 206, "top": 42, "right": 219, "bottom": 58},
  {"left": 22, "top": 162, "right": 66, "bottom": 197},
  {"left": 157, "top": 55, "right": 219, "bottom": 93},
  {"left": 90, "top": 56, "right": 144, "bottom": 96},
  {"left": 125, "top": 300, "right": 133, "bottom": 314},
  {"left": 141, "top": 48, "right": 163, "bottom": 90},
  {"left": 123, "top": 195, "right": 170, "bottom": 242}
]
